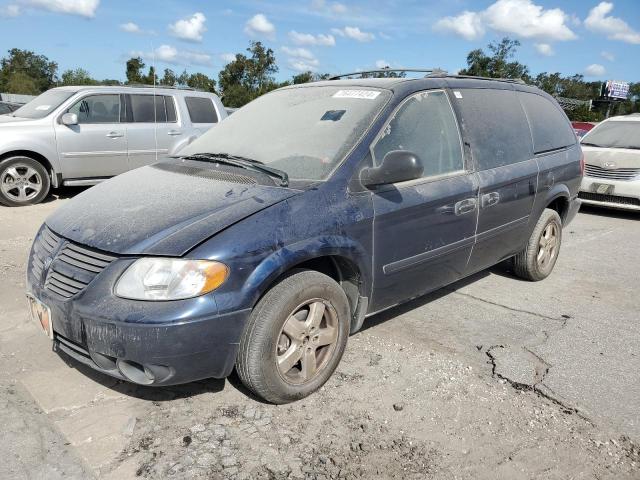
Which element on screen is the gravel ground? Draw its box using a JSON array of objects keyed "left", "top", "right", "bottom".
[{"left": 1, "top": 190, "right": 639, "bottom": 479}]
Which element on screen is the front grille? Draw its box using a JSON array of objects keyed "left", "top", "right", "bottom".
[
  {"left": 579, "top": 191, "right": 640, "bottom": 207},
  {"left": 30, "top": 226, "right": 118, "bottom": 299},
  {"left": 584, "top": 164, "right": 640, "bottom": 181}
]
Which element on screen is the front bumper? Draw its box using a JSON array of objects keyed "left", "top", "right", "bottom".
[
  {"left": 579, "top": 176, "right": 640, "bottom": 211},
  {"left": 26, "top": 251, "right": 250, "bottom": 386}
]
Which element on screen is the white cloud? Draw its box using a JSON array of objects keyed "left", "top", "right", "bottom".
[
  {"left": 331, "top": 26, "right": 375, "bottom": 42},
  {"left": 378, "top": 32, "right": 392, "bottom": 40},
  {"left": 584, "top": 63, "right": 606, "bottom": 76},
  {"left": 434, "top": 0, "right": 576, "bottom": 42},
  {"left": 24, "top": 0, "right": 99, "bottom": 17},
  {"left": 311, "top": 0, "right": 347, "bottom": 15},
  {"left": 132, "top": 44, "right": 212, "bottom": 67},
  {"left": 244, "top": 13, "right": 275, "bottom": 39},
  {"left": 434, "top": 11, "right": 485, "bottom": 41},
  {"left": 534, "top": 43, "right": 554, "bottom": 56},
  {"left": 289, "top": 30, "right": 335, "bottom": 46},
  {"left": 169, "top": 12, "right": 206, "bottom": 42},
  {"left": 120, "top": 22, "right": 140, "bottom": 33},
  {"left": 0, "top": 4, "right": 20, "bottom": 16},
  {"left": 600, "top": 50, "right": 615, "bottom": 62},
  {"left": 283, "top": 46, "right": 319, "bottom": 72},
  {"left": 585, "top": 2, "right": 640, "bottom": 44},
  {"left": 220, "top": 53, "right": 236, "bottom": 63}
]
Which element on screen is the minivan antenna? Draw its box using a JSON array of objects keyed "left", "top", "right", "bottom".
[{"left": 152, "top": 42, "right": 158, "bottom": 164}]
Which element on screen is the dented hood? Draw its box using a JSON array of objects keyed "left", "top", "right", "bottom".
[{"left": 46, "top": 163, "right": 300, "bottom": 256}]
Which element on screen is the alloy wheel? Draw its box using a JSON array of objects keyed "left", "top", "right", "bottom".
[
  {"left": 276, "top": 299, "right": 339, "bottom": 385},
  {"left": 537, "top": 223, "right": 558, "bottom": 268},
  {"left": 0, "top": 163, "right": 43, "bottom": 203}
]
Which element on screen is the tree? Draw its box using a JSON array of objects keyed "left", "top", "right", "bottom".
[
  {"left": 186, "top": 72, "right": 216, "bottom": 93},
  {"left": 0, "top": 48, "right": 58, "bottom": 94},
  {"left": 60, "top": 68, "right": 98, "bottom": 86},
  {"left": 459, "top": 38, "right": 530, "bottom": 81},
  {"left": 125, "top": 56, "right": 146, "bottom": 84},
  {"left": 146, "top": 66, "right": 158, "bottom": 85},
  {"left": 160, "top": 68, "right": 177, "bottom": 87},
  {"left": 218, "top": 42, "right": 279, "bottom": 107},
  {"left": 293, "top": 71, "right": 314, "bottom": 84}
]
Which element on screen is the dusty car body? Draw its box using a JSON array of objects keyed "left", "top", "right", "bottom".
[{"left": 26, "top": 75, "right": 582, "bottom": 403}]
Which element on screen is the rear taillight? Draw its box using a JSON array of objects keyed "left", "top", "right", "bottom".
[{"left": 579, "top": 151, "right": 585, "bottom": 176}]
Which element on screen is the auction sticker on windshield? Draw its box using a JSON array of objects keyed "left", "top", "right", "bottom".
[{"left": 333, "top": 90, "right": 381, "bottom": 100}]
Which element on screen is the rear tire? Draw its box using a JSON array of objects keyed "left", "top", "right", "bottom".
[
  {"left": 0, "top": 156, "right": 50, "bottom": 206},
  {"left": 236, "top": 269, "right": 350, "bottom": 404},
  {"left": 512, "top": 208, "right": 562, "bottom": 281}
]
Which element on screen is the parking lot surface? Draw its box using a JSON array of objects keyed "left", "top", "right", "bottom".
[{"left": 1, "top": 191, "right": 639, "bottom": 479}]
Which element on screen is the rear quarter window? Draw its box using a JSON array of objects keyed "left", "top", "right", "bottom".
[
  {"left": 518, "top": 92, "right": 576, "bottom": 153},
  {"left": 455, "top": 89, "right": 532, "bottom": 170},
  {"left": 185, "top": 97, "right": 218, "bottom": 124}
]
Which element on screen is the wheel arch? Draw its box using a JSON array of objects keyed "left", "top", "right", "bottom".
[
  {"left": 544, "top": 184, "right": 571, "bottom": 223},
  {"left": 0, "top": 150, "right": 58, "bottom": 186},
  {"left": 241, "top": 238, "right": 372, "bottom": 331}
]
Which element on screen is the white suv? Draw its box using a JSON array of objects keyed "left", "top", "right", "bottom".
[{"left": 0, "top": 86, "right": 226, "bottom": 206}]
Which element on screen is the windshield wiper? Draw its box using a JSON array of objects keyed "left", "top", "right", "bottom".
[
  {"left": 580, "top": 142, "right": 604, "bottom": 148},
  {"left": 183, "top": 152, "right": 289, "bottom": 187}
]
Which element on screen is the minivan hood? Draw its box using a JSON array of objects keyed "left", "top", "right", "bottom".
[
  {"left": 46, "top": 163, "right": 301, "bottom": 256},
  {"left": 582, "top": 145, "right": 640, "bottom": 168}
]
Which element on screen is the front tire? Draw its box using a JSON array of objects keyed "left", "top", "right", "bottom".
[
  {"left": 0, "top": 156, "right": 50, "bottom": 206},
  {"left": 512, "top": 208, "right": 562, "bottom": 281},
  {"left": 236, "top": 269, "right": 350, "bottom": 404}
]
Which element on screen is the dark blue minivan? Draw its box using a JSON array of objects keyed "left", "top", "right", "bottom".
[{"left": 26, "top": 74, "right": 582, "bottom": 403}]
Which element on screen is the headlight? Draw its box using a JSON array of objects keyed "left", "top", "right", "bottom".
[{"left": 115, "top": 258, "right": 228, "bottom": 301}]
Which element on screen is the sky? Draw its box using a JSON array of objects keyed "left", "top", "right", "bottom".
[{"left": 0, "top": 0, "right": 639, "bottom": 84}]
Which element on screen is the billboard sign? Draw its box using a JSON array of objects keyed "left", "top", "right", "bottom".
[{"left": 601, "top": 80, "right": 630, "bottom": 100}]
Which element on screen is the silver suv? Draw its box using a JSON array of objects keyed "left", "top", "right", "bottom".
[{"left": 0, "top": 86, "right": 226, "bottom": 206}]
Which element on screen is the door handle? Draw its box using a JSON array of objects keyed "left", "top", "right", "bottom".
[
  {"left": 481, "top": 192, "right": 500, "bottom": 208},
  {"left": 167, "top": 130, "right": 182, "bottom": 136},
  {"left": 454, "top": 198, "right": 477, "bottom": 216},
  {"left": 106, "top": 131, "right": 124, "bottom": 138}
]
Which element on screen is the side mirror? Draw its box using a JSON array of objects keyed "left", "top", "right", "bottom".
[
  {"left": 360, "top": 150, "right": 424, "bottom": 188},
  {"left": 61, "top": 113, "right": 78, "bottom": 126}
]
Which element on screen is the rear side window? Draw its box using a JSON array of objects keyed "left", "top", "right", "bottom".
[
  {"left": 455, "top": 89, "right": 532, "bottom": 170},
  {"left": 129, "top": 95, "right": 175, "bottom": 123},
  {"left": 518, "top": 92, "right": 576, "bottom": 153},
  {"left": 185, "top": 97, "right": 218, "bottom": 123}
]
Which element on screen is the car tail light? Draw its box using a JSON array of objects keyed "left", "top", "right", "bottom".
[{"left": 579, "top": 151, "right": 585, "bottom": 176}]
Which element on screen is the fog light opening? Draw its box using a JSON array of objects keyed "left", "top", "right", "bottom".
[{"left": 117, "top": 359, "right": 155, "bottom": 385}]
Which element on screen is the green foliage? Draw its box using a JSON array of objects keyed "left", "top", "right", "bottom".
[
  {"left": 60, "top": 68, "right": 98, "bottom": 86},
  {"left": 361, "top": 67, "right": 407, "bottom": 79},
  {"left": 0, "top": 48, "right": 58, "bottom": 94},
  {"left": 125, "top": 56, "right": 146, "bottom": 84},
  {"left": 186, "top": 72, "right": 216, "bottom": 92},
  {"left": 160, "top": 68, "right": 177, "bottom": 87},
  {"left": 218, "top": 41, "right": 279, "bottom": 107},
  {"left": 459, "top": 38, "right": 530, "bottom": 81}
]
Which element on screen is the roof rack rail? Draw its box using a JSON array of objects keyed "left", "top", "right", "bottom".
[
  {"left": 329, "top": 68, "right": 448, "bottom": 80},
  {"left": 452, "top": 75, "right": 527, "bottom": 84},
  {"left": 124, "top": 83, "right": 200, "bottom": 91}
]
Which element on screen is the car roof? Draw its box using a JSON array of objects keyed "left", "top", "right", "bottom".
[
  {"left": 50, "top": 85, "right": 217, "bottom": 96},
  {"left": 283, "top": 75, "right": 543, "bottom": 95},
  {"left": 607, "top": 113, "right": 640, "bottom": 122}
]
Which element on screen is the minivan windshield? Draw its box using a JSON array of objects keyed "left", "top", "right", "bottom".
[
  {"left": 581, "top": 121, "right": 640, "bottom": 150},
  {"left": 180, "top": 85, "right": 390, "bottom": 181},
  {"left": 11, "top": 89, "right": 75, "bottom": 119}
]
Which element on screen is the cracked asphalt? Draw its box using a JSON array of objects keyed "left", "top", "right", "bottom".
[{"left": 1, "top": 191, "right": 639, "bottom": 479}]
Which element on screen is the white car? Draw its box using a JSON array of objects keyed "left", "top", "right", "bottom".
[
  {"left": 579, "top": 114, "right": 640, "bottom": 211},
  {"left": 0, "top": 86, "right": 226, "bottom": 206}
]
